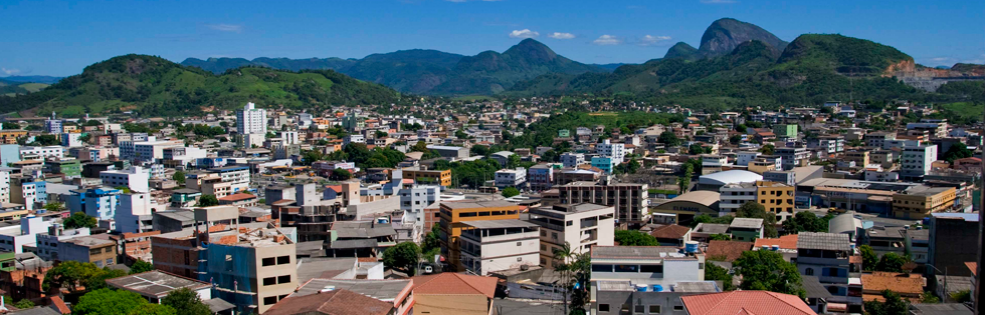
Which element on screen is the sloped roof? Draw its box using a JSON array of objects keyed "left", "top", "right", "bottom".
[
  {"left": 797, "top": 232, "right": 851, "bottom": 251},
  {"left": 649, "top": 224, "right": 692, "bottom": 239},
  {"left": 410, "top": 273, "right": 497, "bottom": 298},
  {"left": 861, "top": 272, "right": 924, "bottom": 297},
  {"left": 681, "top": 291, "right": 815, "bottom": 315},
  {"left": 705, "top": 241, "right": 753, "bottom": 262},
  {"left": 263, "top": 288, "right": 392, "bottom": 315},
  {"left": 753, "top": 234, "right": 798, "bottom": 250}
]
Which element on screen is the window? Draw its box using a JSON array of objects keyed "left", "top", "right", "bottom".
[
  {"left": 262, "top": 257, "right": 276, "bottom": 266},
  {"left": 592, "top": 264, "right": 613, "bottom": 272},
  {"left": 263, "top": 296, "right": 278, "bottom": 305},
  {"left": 517, "top": 242, "right": 522, "bottom": 246},
  {"left": 517, "top": 257, "right": 522, "bottom": 262},
  {"left": 599, "top": 304, "right": 610, "bottom": 312},
  {"left": 649, "top": 305, "right": 661, "bottom": 313},
  {"left": 673, "top": 306, "right": 684, "bottom": 311},
  {"left": 639, "top": 265, "right": 663, "bottom": 273},
  {"left": 277, "top": 256, "right": 290, "bottom": 265},
  {"left": 278, "top": 275, "right": 291, "bottom": 284},
  {"left": 634, "top": 305, "right": 645, "bottom": 313},
  {"left": 615, "top": 265, "right": 639, "bottom": 273},
  {"left": 805, "top": 268, "right": 814, "bottom": 276},
  {"left": 263, "top": 277, "right": 276, "bottom": 286}
]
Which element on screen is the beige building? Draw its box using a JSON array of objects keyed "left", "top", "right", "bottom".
[
  {"left": 528, "top": 203, "right": 615, "bottom": 268},
  {"left": 556, "top": 181, "right": 648, "bottom": 226},
  {"left": 892, "top": 186, "right": 956, "bottom": 219},
  {"left": 748, "top": 159, "right": 777, "bottom": 175}
]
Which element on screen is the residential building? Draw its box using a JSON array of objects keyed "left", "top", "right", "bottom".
[
  {"left": 776, "top": 146, "right": 809, "bottom": 170},
  {"left": 757, "top": 180, "right": 795, "bottom": 215},
  {"left": 0, "top": 216, "right": 51, "bottom": 254},
  {"left": 556, "top": 181, "right": 648, "bottom": 226},
  {"left": 58, "top": 235, "right": 118, "bottom": 267},
  {"left": 100, "top": 166, "right": 151, "bottom": 192},
  {"left": 236, "top": 102, "right": 267, "bottom": 135},
  {"left": 590, "top": 246, "right": 706, "bottom": 286},
  {"left": 66, "top": 187, "right": 123, "bottom": 220},
  {"left": 327, "top": 221, "right": 397, "bottom": 258},
  {"left": 597, "top": 139, "right": 625, "bottom": 164},
  {"left": 44, "top": 112, "right": 62, "bottom": 134},
  {"left": 19, "top": 146, "right": 64, "bottom": 160},
  {"left": 115, "top": 192, "right": 158, "bottom": 234},
  {"left": 736, "top": 151, "right": 762, "bottom": 166},
  {"left": 900, "top": 145, "right": 938, "bottom": 180},
  {"left": 928, "top": 213, "right": 979, "bottom": 278},
  {"left": 439, "top": 200, "right": 521, "bottom": 271},
  {"left": 265, "top": 288, "right": 393, "bottom": 315},
  {"left": 560, "top": 152, "right": 585, "bottom": 168},
  {"left": 494, "top": 167, "right": 527, "bottom": 189},
  {"left": 680, "top": 291, "right": 816, "bottom": 315},
  {"left": 46, "top": 159, "right": 82, "bottom": 177},
  {"left": 459, "top": 219, "right": 540, "bottom": 275},
  {"left": 796, "top": 232, "right": 862, "bottom": 312},
  {"left": 728, "top": 218, "right": 763, "bottom": 242},
  {"left": 410, "top": 273, "right": 498, "bottom": 315},
  {"left": 426, "top": 145, "right": 470, "bottom": 159},
  {"left": 864, "top": 132, "right": 896, "bottom": 148},
  {"left": 591, "top": 156, "right": 616, "bottom": 174},
  {"left": 718, "top": 182, "right": 756, "bottom": 214},
  {"left": 398, "top": 169, "right": 452, "bottom": 187},
  {"left": 35, "top": 225, "right": 91, "bottom": 261},
  {"left": 527, "top": 164, "right": 554, "bottom": 191},
  {"left": 528, "top": 203, "right": 615, "bottom": 267},
  {"left": 107, "top": 270, "right": 213, "bottom": 304},
  {"left": 773, "top": 124, "right": 798, "bottom": 139}
]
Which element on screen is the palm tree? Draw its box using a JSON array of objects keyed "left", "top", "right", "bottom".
[{"left": 553, "top": 242, "right": 574, "bottom": 314}]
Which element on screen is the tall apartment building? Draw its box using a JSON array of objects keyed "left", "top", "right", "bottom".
[
  {"left": 494, "top": 168, "right": 527, "bottom": 189},
  {"left": 459, "top": 219, "right": 540, "bottom": 276},
  {"left": 796, "top": 232, "right": 862, "bottom": 313},
  {"left": 596, "top": 140, "right": 625, "bottom": 164},
  {"left": 719, "top": 182, "right": 757, "bottom": 214},
  {"left": 0, "top": 170, "right": 9, "bottom": 204},
  {"left": 776, "top": 146, "right": 809, "bottom": 170},
  {"left": 152, "top": 206, "right": 297, "bottom": 314},
  {"left": 35, "top": 225, "right": 91, "bottom": 261},
  {"left": 19, "top": 146, "right": 64, "bottom": 160},
  {"left": 528, "top": 203, "right": 615, "bottom": 267},
  {"left": 66, "top": 187, "right": 123, "bottom": 220},
  {"left": 556, "top": 181, "right": 649, "bottom": 226},
  {"left": 44, "top": 112, "right": 62, "bottom": 134},
  {"left": 527, "top": 164, "right": 554, "bottom": 191},
  {"left": 899, "top": 145, "right": 938, "bottom": 180},
  {"left": 438, "top": 200, "right": 521, "bottom": 271},
  {"left": 236, "top": 102, "right": 267, "bottom": 135},
  {"left": 560, "top": 153, "right": 586, "bottom": 168},
  {"left": 756, "top": 181, "right": 795, "bottom": 215}
]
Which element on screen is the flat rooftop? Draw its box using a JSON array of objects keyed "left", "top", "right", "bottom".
[
  {"left": 462, "top": 219, "right": 539, "bottom": 229},
  {"left": 106, "top": 270, "right": 209, "bottom": 298},
  {"left": 441, "top": 200, "right": 517, "bottom": 210},
  {"left": 293, "top": 279, "right": 410, "bottom": 301},
  {"left": 591, "top": 246, "right": 693, "bottom": 260}
]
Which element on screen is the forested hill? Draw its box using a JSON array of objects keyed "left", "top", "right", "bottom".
[{"left": 0, "top": 54, "right": 400, "bottom": 117}]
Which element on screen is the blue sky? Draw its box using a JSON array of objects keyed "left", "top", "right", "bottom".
[{"left": 2, "top": 0, "right": 983, "bottom": 77}]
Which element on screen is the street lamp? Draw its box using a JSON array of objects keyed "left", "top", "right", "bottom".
[{"left": 926, "top": 264, "right": 948, "bottom": 303}]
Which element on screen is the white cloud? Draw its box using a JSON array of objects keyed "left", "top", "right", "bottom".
[
  {"left": 638, "top": 35, "right": 672, "bottom": 46},
  {"left": 930, "top": 57, "right": 950, "bottom": 62},
  {"left": 592, "top": 35, "right": 623, "bottom": 46},
  {"left": 206, "top": 24, "right": 243, "bottom": 33},
  {"left": 700, "top": 0, "right": 737, "bottom": 3},
  {"left": 509, "top": 29, "right": 540, "bottom": 39},
  {"left": 548, "top": 32, "right": 576, "bottom": 40},
  {"left": 1, "top": 68, "right": 21, "bottom": 75}
]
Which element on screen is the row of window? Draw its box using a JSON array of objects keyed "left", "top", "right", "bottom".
[
  {"left": 598, "top": 304, "right": 682, "bottom": 313},
  {"left": 262, "top": 275, "right": 292, "bottom": 286},
  {"left": 261, "top": 255, "right": 291, "bottom": 266}
]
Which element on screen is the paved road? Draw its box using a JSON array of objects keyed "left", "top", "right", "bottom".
[{"left": 494, "top": 298, "right": 567, "bottom": 315}]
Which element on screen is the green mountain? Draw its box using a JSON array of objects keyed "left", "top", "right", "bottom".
[
  {"left": 508, "top": 33, "right": 934, "bottom": 109},
  {"left": 699, "top": 18, "right": 788, "bottom": 57},
  {"left": 664, "top": 42, "right": 699, "bottom": 59},
  {"left": 1, "top": 76, "right": 63, "bottom": 84},
  {"left": 0, "top": 54, "right": 400, "bottom": 117},
  {"left": 428, "top": 39, "right": 605, "bottom": 95},
  {"left": 180, "top": 39, "right": 604, "bottom": 95}
]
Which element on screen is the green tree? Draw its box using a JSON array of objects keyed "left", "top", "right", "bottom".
[
  {"left": 501, "top": 186, "right": 520, "bottom": 198},
  {"left": 85, "top": 268, "right": 128, "bottom": 290},
  {"left": 14, "top": 299, "right": 35, "bottom": 309},
  {"left": 943, "top": 142, "right": 973, "bottom": 163},
  {"left": 410, "top": 140, "right": 429, "bottom": 153},
  {"left": 43, "top": 261, "right": 102, "bottom": 292},
  {"left": 507, "top": 154, "right": 521, "bottom": 169},
  {"left": 614, "top": 230, "right": 658, "bottom": 246},
  {"left": 859, "top": 245, "right": 878, "bottom": 271},
  {"left": 172, "top": 171, "right": 186, "bottom": 184},
  {"left": 710, "top": 234, "right": 731, "bottom": 241},
  {"left": 737, "top": 201, "right": 777, "bottom": 238},
  {"left": 383, "top": 242, "right": 422, "bottom": 276},
  {"left": 760, "top": 143, "right": 776, "bottom": 155},
  {"left": 733, "top": 250, "right": 805, "bottom": 299},
  {"left": 658, "top": 131, "right": 681, "bottom": 146},
  {"left": 129, "top": 259, "right": 154, "bottom": 274},
  {"left": 729, "top": 134, "right": 743, "bottom": 145},
  {"left": 950, "top": 290, "right": 972, "bottom": 303},
  {"left": 43, "top": 202, "right": 65, "bottom": 212},
  {"left": 64, "top": 212, "right": 97, "bottom": 229},
  {"left": 330, "top": 168, "right": 352, "bottom": 180},
  {"left": 127, "top": 304, "right": 177, "bottom": 315},
  {"left": 374, "top": 130, "right": 388, "bottom": 138},
  {"left": 919, "top": 291, "right": 940, "bottom": 304},
  {"left": 704, "top": 262, "right": 735, "bottom": 291},
  {"left": 74, "top": 288, "right": 148, "bottom": 315},
  {"left": 863, "top": 290, "right": 909, "bottom": 315},
  {"left": 781, "top": 212, "right": 828, "bottom": 234},
  {"left": 162, "top": 287, "right": 212, "bottom": 315},
  {"left": 195, "top": 194, "right": 219, "bottom": 207},
  {"left": 2, "top": 122, "right": 20, "bottom": 129},
  {"left": 875, "top": 252, "right": 907, "bottom": 272}
]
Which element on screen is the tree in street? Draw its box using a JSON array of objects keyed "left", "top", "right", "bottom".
[
  {"left": 733, "top": 250, "right": 805, "bottom": 298},
  {"left": 195, "top": 194, "right": 219, "bottom": 207},
  {"left": 614, "top": 230, "right": 658, "bottom": 246},
  {"left": 704, "top": 262, "right": 735, "bottom": 291},
  {"left": 330, "top": 168, "right": 352, "bottom": 180},
  {"left": 501, "top": 187, "right": 520, "bottom": 198},
  {"left": 63, "top": 212, "right": 97, "bottom": 229},
  {"left": 875, "top": 252, "right": 907, "bottom": 272},
  {"left": 383, "top": 242, "right": 422, "bottom": 276},
  {"left": 781, "top": 212, "right": 831, "bottom": 234}
]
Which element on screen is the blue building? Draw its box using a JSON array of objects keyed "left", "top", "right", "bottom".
[
  {"left": 591, "top": 156, "right": 615, "bottom": 174},
  {"left": 0, "top": 144, "right": 20, "bottom": 167},
  {"left": 65, "top": 187, "right": 122, "bottom": 220}
]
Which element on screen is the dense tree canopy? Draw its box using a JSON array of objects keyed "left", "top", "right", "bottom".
[
  {"left": 383, "top": 242, "right": 422, "bottom": 276},
  {"left": 614, "top": 230, "right": 658, "bottom": 246},
  {"left": 733, "top": 250, "right": 805, "bottom": 299}
]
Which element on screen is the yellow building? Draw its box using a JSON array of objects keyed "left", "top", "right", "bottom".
[
  {"left": 0, "top": 130, "right": 27, "bottom": 144},
  {"left": 400, "top": 169, "right": 452, "bottom": 187},
  {"left": 439, "top": 200, "right": 521, "bottom": 270},
  {"left": 892, "top": 186, "right": 956, "bottom": 219},
  {"left": 748, "top": 159, "right": 777, "bottom": 175},
  {"left": 843, "top": 150, "right": 870, "bottom": 167},
  {"left": 756, "top": 181, "right": 795, "bottom": 214}
]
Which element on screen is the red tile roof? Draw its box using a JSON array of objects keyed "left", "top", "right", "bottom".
[
  {"left": 410, "top": 273, "right": 498, "bottom": 298},
  {"left": 753, "top": 234, "right": 798, "bottom": 250},
  {"left": 264, "top": 288, "right": 393, "bottom": 315},
  {"left": 649, "top": 224, "right": 692, "bottom": 239},
  {"left": 705, "top": 240, "right": 754, "bottom": 262},
  {"left": 50, "top": 296, "right": 71, "bottom": 314},
  {"left": 218, "top": 193, "right": 257, "bottom": 202},
  {"left": 681, "top": 291, "right": 815, "bottom": 315},
  {"left": 967, "top": 262, "right": 978, "bottom": 276}
]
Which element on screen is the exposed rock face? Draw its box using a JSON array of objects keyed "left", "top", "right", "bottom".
[{"left": 698, "top": 18, "right": 788, "bottom": 57}]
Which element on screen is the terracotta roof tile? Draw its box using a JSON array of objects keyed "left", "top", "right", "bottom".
[
  {"left": 753, "top": 234, "right": 798, "bottom": 250},
  {"left": 967, "top": 262, "right": 978, "bottom": 276},
  {"left": 50, "top": 296, "right": 71, "bottom": 314},
  {"left": 264, "top": 288, "right": 393, "bottom": 315},
  {"left": 705, "top": 240, "right": 754, "bottom": 262},
  {"left": 411, "top": 273, "right": 498, "bottom": 298},
  {"left": 217, "top": 193, "right": 257, "bottom": 202},
  {"left": 861, "top": 272, "right": 924, "bottom": 297},
  {"left": 649, "top": 224, "right": 691, "bottom": 239},
  {"left": 681, "top": 291, "right": 815, "bottom": 315}
]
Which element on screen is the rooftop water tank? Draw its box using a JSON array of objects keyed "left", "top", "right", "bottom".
[
  {"left": 685, "top": 241, "right": 699, "bottom": 253},
  {"left": 771, "top": 245, "right": 780, "bottom": 251},
  {"left": 652, "top": 285, "right": 664, "bottom": 292},
  {"left": 636, "top": 284, "right": 648, "bottom": 292}
]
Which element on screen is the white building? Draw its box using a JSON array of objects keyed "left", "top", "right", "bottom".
[
  {"left": 114, "top": 193, "right": 159, "bottom": 234},
  {"left": 399, "top": 185, "right": 440, "bottom": 226},
  {"left": 61, "top": 133, "right": 84, "bottom": 147},
  {"left": 528, "top": 203, "right": 615, "bottom": 268},
  {"left": 561, "top": 153, "right": 585, "bottom": 168},
  {"left": 120, "top": 139, "right": 184, "bottom": 162},
  {"left": 0, "top": 171, "right": 9, "bottom": 204},
  {"left": 236, "top": 102, "right": 267, "bottom": 135},
  {"left": 719, "top": 182, "right": 758, "bottom": 215},
  {"left": 280, "top": 131, "right": 299, "bottom": 145},
  {"left": 736, "top": 151, "right": 761, "bottom": 166},
  {"left": 35, "top": 225, "right": 91, "bottom": 261},
  {"left": 0, "top": 216, "right": 51, "bottom": 254},
  {"left": 19, "top": 146, "right": 64, "bottom": 160},
  {"left": 900, "top": 145, "right": 938, "bottom": 180},
  {"left": 459, "top": 220, "right": 540, "bottom": 276},
  {"left": 343, "top": 134, "right": 365, "bottom": 147},
  {"left": 495, "top": 168, "right": 527, "bottom": 188},
  {"left": 590, "top": 246, "right": 706, "bottom": 286},
  {"left": 100, "top": 166, "right": 151, "bottom": 193},
  {"left": 596, "top": 139, "right": 625, "bottom": 164},
  {"left": 776, "top": 147, "right": 809, "bottom": 170}
]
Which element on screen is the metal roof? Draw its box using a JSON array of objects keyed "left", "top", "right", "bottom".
[
  {"left": 796, "top": 232, "right": 852, "bottom": 251},
  {"left": 698, "top": 170, "right": 762, "bottom": 186},
  {"left": 293, "top": 279, "right": 411, "bottom": 301},
  {"left": 105, "top": 271, "right": 210, "bottom": 298},
  {"left": 462, "top": 219, "right": 538, "bottom": 229},
  {"left": 729, "top": 218, "right": 763, "bottom": 229}
]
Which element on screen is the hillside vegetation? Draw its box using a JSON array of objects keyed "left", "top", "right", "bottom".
[{"left": 0, "top": 54, "right": 399, "bottom": 117}]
